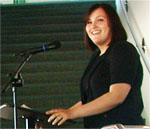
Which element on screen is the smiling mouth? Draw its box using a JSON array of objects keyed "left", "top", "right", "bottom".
[{"left": 92, "top": 30, "right": 102, "bottom": 35}]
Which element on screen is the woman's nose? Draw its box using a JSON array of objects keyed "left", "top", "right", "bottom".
[{"left": 91, "top": 21, "right": 98, "bottom": 28}]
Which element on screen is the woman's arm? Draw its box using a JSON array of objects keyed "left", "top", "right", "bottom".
[
  {"left": 69, "top": 83, "right": 131, "bottom": 119},
  {"left": 46, "top": 83, "right": 131, "bottom": 126},
  {"left": 69, "top": 101, "right": 82, "bottom": 110}
]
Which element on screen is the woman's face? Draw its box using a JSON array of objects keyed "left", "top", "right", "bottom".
[{"left": 85, "top": 8, "right": 112, "bottom": 47}]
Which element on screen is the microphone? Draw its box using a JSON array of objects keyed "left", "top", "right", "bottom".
[{"left": 15, "top": 41, "right": 61, "bottom": 57}]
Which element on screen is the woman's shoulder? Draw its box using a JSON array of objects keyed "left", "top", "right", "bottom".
[
  {"left": 109, "top": 41, "right": 139, "bottom": 58},
  {"left": 112, "top": 40, "right": 135, "bottom": 49},
  {"left": 110, "top": 40, "right": 139, "bottom": 57}
]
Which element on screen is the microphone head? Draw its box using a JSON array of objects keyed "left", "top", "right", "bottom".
[
  {"left": 14, "top": 41, "right": 61, "bottom": 57},
  {"left": 45, "top": 41, "right": 61, "bottom": 49}
]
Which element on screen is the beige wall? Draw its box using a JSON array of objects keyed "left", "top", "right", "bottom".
[{"left": 116, "top": 0, "right": 150, "bottom": 125}]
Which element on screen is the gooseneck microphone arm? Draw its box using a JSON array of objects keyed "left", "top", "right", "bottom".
[{"left": 1, "top": 54, "right": 32, "bottom": 93}]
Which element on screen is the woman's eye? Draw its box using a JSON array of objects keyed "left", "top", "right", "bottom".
[
  {"left": 87, "top": 21, "right": 92, "bottom": 24},
  {"left": 97, "top": 19, "right": 104, "bottom": 22}
]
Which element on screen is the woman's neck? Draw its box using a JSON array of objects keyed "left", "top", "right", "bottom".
[{"left": 98, "top": 44, "right": 109, "bottom": 56}]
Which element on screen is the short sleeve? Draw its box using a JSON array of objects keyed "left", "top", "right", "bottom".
[{"left": 109, "top": 42, "right": 139, "bottom": 86}]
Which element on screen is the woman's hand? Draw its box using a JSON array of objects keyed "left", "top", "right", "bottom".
[{"left": 46, "top": 109, "right": 72, "bottom": 126}]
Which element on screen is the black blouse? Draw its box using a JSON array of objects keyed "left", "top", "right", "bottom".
[{"left": 80, "top": 41, "right": 145, "bottom": 128}]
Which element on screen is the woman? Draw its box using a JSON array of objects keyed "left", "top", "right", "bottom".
[{"left": 45, "top": 3, "right": 145, "bottom": 128}]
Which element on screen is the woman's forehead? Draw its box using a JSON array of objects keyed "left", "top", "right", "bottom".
[{"left": 88, "top": 8, "right": 108, "bottom": 19}]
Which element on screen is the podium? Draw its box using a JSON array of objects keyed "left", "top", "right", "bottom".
[{"left": 0, "top": 104, "right": 75, "bottom": 129}]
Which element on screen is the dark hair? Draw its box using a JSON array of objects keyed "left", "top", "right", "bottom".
[{"left": 84, "top": 3, "right": 127, "bottom": 52}]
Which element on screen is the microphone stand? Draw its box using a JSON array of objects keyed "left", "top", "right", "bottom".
[{"left": 1, "top": 54, "right": 32, "bottom": 129}]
